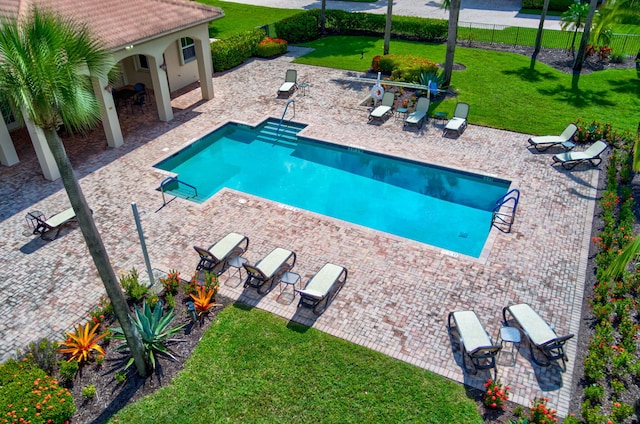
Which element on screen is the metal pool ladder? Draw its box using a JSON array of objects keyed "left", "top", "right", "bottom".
[
  {"left": 276, "top": 99, "right": 295, "bottom": 138},
  {"left": 159, "top": 176, "right": 198, "bottom": 207},
  {"left": 491, "top": 189, "right": 520, "bottom": 233}
]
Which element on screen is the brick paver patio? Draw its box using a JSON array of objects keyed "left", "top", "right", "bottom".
[{"left": 0, "top": 48, "right": 598, "bottom": 416}]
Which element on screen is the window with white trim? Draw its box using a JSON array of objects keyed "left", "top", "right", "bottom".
[
  {"left": 134, "top": 55, "right": 149, "bottom": 71},
  {"left": 179, "top": 37, "right": 196, "bottom": 65}
]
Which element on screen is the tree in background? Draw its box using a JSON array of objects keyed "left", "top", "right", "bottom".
[
  {"left": 531, "top": 0, "right": 551, "bottom": 69},
  {"left": 383, "top": 0, "right": 393, "bottom": 55},
  {"left": 573, "top": 0, "right": 600, "bottom": 74},
  {"left": 442, "top": 0, "right": 461, "bottom": 87},
  {"left": 560, "top": 1, "right": 590, "bottom": 57}
]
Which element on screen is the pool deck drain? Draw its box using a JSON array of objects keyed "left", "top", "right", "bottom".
[{"left": 0, "top": 48, "right": 599, "bottom": 416}]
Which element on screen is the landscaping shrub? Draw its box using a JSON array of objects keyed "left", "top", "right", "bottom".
[
  {"left": 0, "top": 358, "right": 75, "bottom": 424},
  {"left": 255, "top": 37, "right": 288, "bottom": 57},
  {"left": 521, "top": 0, "right": 574, "bottom": 12},
  {"left": 273, "top": 11, "right": 319, "bottom": 44},
  {"left": 370, "top": 54, "right": 439, "bottom": 83},
  {"left": 17, "top": 338, "right": 59, "bottom": 375},
  {"left": 119, "top": 267, "right": 148, "bottom": 302},
  {"left": 211, "top": 28, "right": 266, "bottom": 72}
]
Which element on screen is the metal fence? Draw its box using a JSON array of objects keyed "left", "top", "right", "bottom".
[{"left": 457, "top": 21, "right": 640, "bottom": 55}]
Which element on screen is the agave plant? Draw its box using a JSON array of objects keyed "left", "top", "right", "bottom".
[
  {"left": 58, "top": 322, "right": 108, "bottom": 363},
  {"left": 111, "top": 300, "right": 185, "bottom": 370},
  {"left": 189, "top": 285, "right": 221, "bottom": 316}
]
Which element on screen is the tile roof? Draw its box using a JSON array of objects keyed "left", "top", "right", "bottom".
[{"left": 0, "top": 0, "right": 223, "bottom": 50}]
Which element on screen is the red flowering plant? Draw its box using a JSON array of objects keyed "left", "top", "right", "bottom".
[
  {"left": 255, "top": 37, "right": 288, "bottom": 58},
  {"left": 483, "top": 378, "right": 510, "bottom": 409},
  {"left": 528, "top": 397, "right": 557, "bottom": 424},
  {"left": 159, "top": 269, "right": 180, "bottom": 295}
]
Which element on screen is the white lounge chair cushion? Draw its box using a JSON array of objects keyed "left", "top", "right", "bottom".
[
  {"left": 529, "top": 135, "right": 566, "bottom": 145},
  {"left": 279, "top": 82, "right": 295, "bottom": 93},
  {"left": 507, "top": 304, "right": 557, "bottom": 347},
  {"left": 553, "top": 140, "right": 607, "bottom": 163},
  {"left": 445, "top": 117, "right": 466, "bottom": 131},
  {"left": 208, "top": 232, "right": 246, "bottom": 260},
  {"left": 370, "top": 105, "right": 392, "bottom": 118},
  {"left": 451, "top": 310, "right": 493, "bottom": 353},
  {"left": 45, "top": 208, "right": 76, "bottom": 228},
  {"left": 256, "top": 247, "right": 293, "bottom": 278},
  {"left": 405, "top": 111, "right": 426, "bottom": 125},
  {"left": 299, "top": 263, "right": 345, "bottom": 299}
]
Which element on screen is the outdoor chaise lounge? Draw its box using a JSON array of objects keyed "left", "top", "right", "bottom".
[
  {"left": 296, "top": 263, "right": 348, "bottom": 314},
  {"left": 448, "top": 310, "right": 502, "bottom": 374},
  {"left": 194, "top": 232, "right": 249, "bottom": 276},
  {"left": 368, "top": 92, "right": 395, "bottom": 122},
  {"left": 278, "top": 69, "right": 297, "bottom": 97},
  {"left": 243, "top": 247, "right": 296, "bottom": 294},
  {"left": 443, "top": 102, "right": 470, "bottom": 137},
  {"left": 527, "top": 123, "right": 578, "bottom": 152},
  {"left": 404, "top": 97, "right": 430, "bottom": 129},
  {"left": 502, "top": 303, "right": 573, "bottom": 368},
  {"left": 26, "top": 208, "right": 77, "bottom": 241},
  {"left": 552, "top": 140, "right": 608, "bottom": 170}
]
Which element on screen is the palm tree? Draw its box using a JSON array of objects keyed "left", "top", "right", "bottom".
[
  {"left": 573, "top": 0, "right": 600, "bottom": 73},
  {"left": 320, "top": 0, "right": 327, "bottom": 35},
  {"left": 442, "top": 0, "right": 461, "bottom": 87},
  {"left": 530, "top": 0, "right": 551, "bottom": 69},
  {"left": 560, "top": 1, "right": 590, "bottom": 57},
  {"left": 383, "top": 0, "right": 393, "bottom": 55},
  {"left": 0, "top": 8, "right": 149, "bottom": 376}
]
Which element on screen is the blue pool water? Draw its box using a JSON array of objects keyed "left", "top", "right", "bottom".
[{"left": 155, "top": 119, "right": 510, "bottom": 257}]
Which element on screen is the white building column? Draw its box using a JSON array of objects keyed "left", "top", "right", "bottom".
[
  {"left": 194, "top": 28, "right": 214, "bottom": 100},
  {"left": 92, "top": 76, "right": 123, "bottom": 148},
  {"left": 148, "top": 54, "right": 173, "bottom": 122},
  {"left": 24, "top": 116, "right": 59, "bottom": 181},
  {"left": 0, "top": 117, "right": 19, "bottom": 166}
]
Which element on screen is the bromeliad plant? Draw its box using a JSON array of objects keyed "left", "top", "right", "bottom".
[
  {"left": 58, "top": 322, "right": 108, "bottom": 363},
  {"left": 111, "top": 299, "right": 185, "bottom": 370},
  {"left": 189, "top": 285, "right": 221, "bottom": 316}
]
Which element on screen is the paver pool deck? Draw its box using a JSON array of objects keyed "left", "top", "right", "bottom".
[{"left": 0, "top": 49, "right": 598, "bottom": 416}]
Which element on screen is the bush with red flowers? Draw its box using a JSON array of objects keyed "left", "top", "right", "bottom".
[
  {"left": 255, "top": 37, "right": 288, "bottom": 58},
  {"left": 483, "top": 378, "right": 510, "bottom": 409}
]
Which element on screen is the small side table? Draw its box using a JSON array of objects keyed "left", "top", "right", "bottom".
[
  {"left": 562, "top": 141, "right": 576, "bottom": 151},
  {"left": 298, "top": 83, "right": 309, "bottom": 96},
  {"left": 225, "top": 256, "right": 247, "bottom": 287},
  {"left": 278, "top": 271, "right": 301, "bottom": 303},
  {"left": 395, "top": 107, "right": 408, "bottom": 123},
  {"left": 434, "top": 111, "right": 447, "bottom": 124},
  {"left": 499, "top": 326, "right": 521, "bottom": 366}
]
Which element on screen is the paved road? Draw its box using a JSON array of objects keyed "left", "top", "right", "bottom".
[{"left": 220, "top": 0, "right": 563, "bottom": 29}]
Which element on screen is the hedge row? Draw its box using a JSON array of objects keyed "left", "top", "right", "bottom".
[
  {"left": 274, "top": 9, "right": 447, "bottom": 45},
  {"left": 210, "top": 28, "right": 266, "bottom": 72},
  {"left": 521, "top": 0, "right": 575, "bottom": 12}
]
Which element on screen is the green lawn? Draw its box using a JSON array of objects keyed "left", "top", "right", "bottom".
[
  {"left": 110, "top": 305, "right": 482, "bottom": 423},
  {"left": 295, "top": 36, "right": 640, "bottom": 135}
]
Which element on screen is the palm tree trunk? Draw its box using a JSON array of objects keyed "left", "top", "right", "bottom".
[
  {"left": 321, "top": 0, "right": 326, "bottom": 35},
  {"left": 443, "top": 0, "right": 461, "bottom": 87},
  {"left": 383, "top": 0, "right": 393, "bottom": 55},
  {"left": 531, "top": 0, "right": 550, "bottom": 69},
  {"left": 42, "top": 127, "right": 149, "bottom": 377},
  {"left": 573, "top": 0, "right": 599, "bottom": 74}
]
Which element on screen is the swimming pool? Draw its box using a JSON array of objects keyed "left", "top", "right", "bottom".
[{"left": 155, "top": 119, "right": 510, "bottom": 257}]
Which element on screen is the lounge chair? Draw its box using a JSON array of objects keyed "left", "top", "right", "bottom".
[
  {"left": 448, "top": 310, "right": 502, "bottom": 374},
  {"left": 368, "top": 92, "right": 395, "bottom": 122},
  {"left": 26, "top": 208, "right": 77, "bottom": 241},
  {"left": 502, "top": 303, "right": 573, "bottom": 368},
  {"left": 296, "top": 263, "right": 348, "bottom": 314},
  {"left": 404, "top": 97, "right": 430, "bottom": 129},
  {"left": 552, "top": 140, "right": 608, "bottom": 170},
  {"left": 443, "top": 102, "right": 470, "bottom": 137},
  {"left": 278, "top": 69, "right": 297, "bottom": 97},
  {"left": 194, "top": 232, "right": 249, "bottom": 276},
  {"left": 527, "top": 124, "right": 578, "bottom": 152},
  {"left": 243, "top": 247, "right": 296, "bottom": 294}
]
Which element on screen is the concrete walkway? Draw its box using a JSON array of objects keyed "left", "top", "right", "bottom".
[
  {"left": 0, "top": 48, "right": 595, "bottom": 417},
  {"left": 220, "top": 0, "right": 563, "bottom": 29}
]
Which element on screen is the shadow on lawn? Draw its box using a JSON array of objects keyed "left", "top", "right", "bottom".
[
  {"left": 536, "top": 83, "right": 616, "bottom": 109},
  {"left": 501, "top": 66, "right": 559, "bottom": 83}
]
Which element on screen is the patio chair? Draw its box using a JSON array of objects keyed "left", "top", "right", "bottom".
[
  {"left": 448, "top": 310, "right": 502, "bottom": 374},
  {"left": 404, "top": 97, "right": 430, "bottom": 129},
  {"left": 443, "top": 102, "right": 470, "bottom": 137},
  {"left": 502, "top": 303, "right": 573, "bottom": 368},
  {"left": 194, "top": 232, "right": 249, "bottom": 276},
  {"left": 296, "top": 263, "right": 348, "bottom": 314},
  {"left": 278, "top": 69, "right": 298, "bottom": 97},
  {"left": 552, "top": 140, "right": 608, "bottom": 170},
  {"left": 243, "top": 247, "right": 296, "bottom": 294},
  {"left": 26, "top": 208, "right": 77, "bottom": 241},
  {"left": 527, "top": 124, "right": 578, "bottom": 152},
  {"left": 368, "top": 92, "right": 395, "bottom": 122}
]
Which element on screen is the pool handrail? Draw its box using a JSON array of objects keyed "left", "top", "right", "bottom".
[{"left": 159, "top": 176, "right": 198, "bottom": 206}]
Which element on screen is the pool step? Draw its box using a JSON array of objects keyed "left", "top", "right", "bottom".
[{"left": 258, "top": 122, "right": 300, "bottom": 146}]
